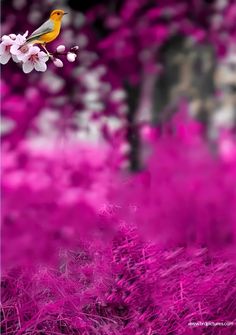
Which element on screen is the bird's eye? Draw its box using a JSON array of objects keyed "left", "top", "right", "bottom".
[{"left": 57, "top": 12, "right": 60, "bottom": 15}]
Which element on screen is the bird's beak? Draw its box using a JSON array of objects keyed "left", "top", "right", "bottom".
[{"left": 63, "top": 12, "right": 68, "bottom": 15}]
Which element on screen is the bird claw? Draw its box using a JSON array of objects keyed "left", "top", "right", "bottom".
[{"left": 42, "top": 44, "right": 52, "bottom": 58}]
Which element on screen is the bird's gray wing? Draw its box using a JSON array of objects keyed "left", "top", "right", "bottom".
[{"left": 27, "top": 19, "right": 54, "bottom": 42}]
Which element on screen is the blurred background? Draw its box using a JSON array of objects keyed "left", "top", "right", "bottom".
[
  {"left": 1, "top": 0, "right": 236, "bottom": 170},
  {"left": 2, "top": 2, "right": 236, "bottom": 334}
]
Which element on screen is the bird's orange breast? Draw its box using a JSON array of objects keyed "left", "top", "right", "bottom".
[{"left": 38, "top": 21, "right": 61, "bottom": 44}]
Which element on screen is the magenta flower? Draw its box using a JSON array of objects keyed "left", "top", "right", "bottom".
[{"left": 21, "top": 46, "right": 48, "bottom": 73}]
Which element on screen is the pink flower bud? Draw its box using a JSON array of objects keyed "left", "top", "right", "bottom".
[
  {"left": 71, "top": 45, "right": 79, "bottom": 51},
  {"left": 53, "top": 58, "right": 64, "bottom": 68},
  {"left": 56, "top": 45, "right": 66, "bottom": 53},
  {"left": 67, "top": 52, "right": 77, "bottom": 62}
]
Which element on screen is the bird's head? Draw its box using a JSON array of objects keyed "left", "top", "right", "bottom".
[{"left": 50, "top": 9, "right": 67, "bottom": 21}]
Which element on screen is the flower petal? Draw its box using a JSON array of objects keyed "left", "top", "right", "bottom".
[
  {"left": 22, "top": 61, "right": 34, "bottom": 73},
  {"left": 34, "top": 61, "right": 47, "bottom": 72},
  {"left": 17, "top": 50, "right": 30, "bottom": 61},
  {"left": 9, "top": 34, "right": 16, "bottom": 40},
  {"left": 10, "top": 44, "right": 20, "bottom": 55},
  {"left": 23, "top": 31, "right": 29, "bottom": 38},
  {"left": 1, "top": 35, "right": 9, "bottom": 41},
  {"left": 38, "top": 51, "right": 49, "bottom": 60},
  {"left": 0, "top": 53, "right": 11, "bottom": 65},
  {"left": 0, "top": 44, "right": 6, "bottom": 55},
  {"left": 2, "top": 36, "right": 13, "bottom": 44},
  {"left": 30, "top": 46, "right": 40, "bottom": 54},
  {"left": 12, "top": 55, "right": 21, "bottom": 63},
  {"left": 21, "top": 54, "right": 30, "bottom": 63},
  {"left": 15, "top": 34, "right": 26, "bottom": 45}
]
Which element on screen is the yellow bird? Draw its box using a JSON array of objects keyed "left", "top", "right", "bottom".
[{"left": 26, "top": 9, "right": 67, "bottom": 51}]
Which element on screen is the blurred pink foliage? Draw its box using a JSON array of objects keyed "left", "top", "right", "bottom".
[
  {"left": 2, "top": 140, "right": 118, "bottom": 269},
  {"left": 117, "top": 109, "right": 236, "bottom": 253},
  {"left": 2, "top": 112, "right": 236, "bottom": 335}
]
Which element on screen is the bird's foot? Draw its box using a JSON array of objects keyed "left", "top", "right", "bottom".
[{"left": 42, "top": 45, "right": 52, "bottom": 58}]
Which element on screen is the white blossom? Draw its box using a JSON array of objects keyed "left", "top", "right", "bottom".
[
  {"left": 10, "top": 32, "right": 30, "bottom": 62},
  {"left": 21, "top": 46, "right": 48, "bottom": 73},
  {"left": 0, "top": 35, "right": 15, "bottom": 64}
]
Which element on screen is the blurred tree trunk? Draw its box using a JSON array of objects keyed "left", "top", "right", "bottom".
[
  {"left": 126, "top": 37, "right": 216, "bottom": 170},
  {"left": 153, "top": 37, "right": 216, "bottom": 126},
  {"left": 125, "top": 82, "right": 141, "bottom": 171}
]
